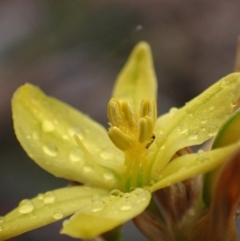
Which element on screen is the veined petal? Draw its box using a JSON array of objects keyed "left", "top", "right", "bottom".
[
  {"left": 61, "top": 188, "right": 151, "bottom": 239},
  {"left": 112, "top": 42, "right": 157, "bottom": 108},
  {"left": 0, "top": 186, "right": 109, "bottom": 241},
  {"left": 151, "top": 73, "right": 240, "bottom": 177},
  {"left": 12, "top": 84, "right": 123, "bottom": 189},
  {"left": 151, "top": 142, "right": 240, "bottom": 192}
]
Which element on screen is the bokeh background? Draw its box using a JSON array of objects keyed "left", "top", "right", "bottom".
[{"left": 0, "top": 1, "right": 240, "bottom": 240}]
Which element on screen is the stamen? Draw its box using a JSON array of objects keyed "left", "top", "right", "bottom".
[
  {"left": 138, "top": 116, "right": 154, "bottom": 143},
  {"left": 121, "top": 101, "right": 138, "bottom": 128},
  {"left": 108, "top": 127, "right": 135, "bottom": 151},
  {"left": 140, "top": 99, "right": 157, "bottom": 122},
  {"left": 107, "top": 99, "right": 123, "bottom": 127}
]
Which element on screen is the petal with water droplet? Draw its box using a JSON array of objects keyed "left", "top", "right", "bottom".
[
  {"left": 151, "top": 73, "right": 240, "bottom": 177},
  {"left": 61, "top": 188, "right": 151, "bottom": 239},
  {"left": 12, "top": 84, "right": 121, "bottom": 188},
  {"left": 0, "top": 186, "right": 109, "bottom": 241},
  {"left": 151, "top": 142, "right": 240, "bottom": 192}
]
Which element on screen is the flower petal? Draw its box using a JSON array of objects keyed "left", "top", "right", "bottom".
[
  {"left": 151, "top": 73, "right": 240, "bottom": 177},
  {"left": 112, "top": 42, "right": 157, "bottom": 108},
  {"left": 0, "top": 186, "right": 109, "bottom": 241},
  {"left": 12, "top": 84, "right": 123, "bottom": 189},
  {"left": 151, "top": 142, "right": 240, "bottom": 192},
  {"left": 204, "top": 109, "right": 240, "bottom": 206},
  {"left": 61, "top": 188, "right": 151, "bottom": 239}
]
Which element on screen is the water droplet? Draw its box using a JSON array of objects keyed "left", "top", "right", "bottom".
[
  {"left": 169, "top": 107, "right": 178, "bottom": 116},
  {"left": 0, "top": 217, "right": 4, "bottom": 224},
  {"left": 18, "top": 199, "right": 34, "bottom": 214},
  {"left": 100, "top": 151, "right": 112, "bottom": 159},
  {"left": 110, "top": 189, "right": 122, "bottom": 197},
  {"left": 43, "top": 191, "right": 55, "bottom": 204},
  {"left": 103, "top": 172, "right": 114, "bottom": 180},
  {"left": 178, "top": 122, "right": 188, "bottom": 134},
  {"left": 42, "top": 143, "right": 58, "bottom": 157},
  {"left": 62, "top": 134, "right": 69, "bottom": 140},
  {"left": 231, "top": 99, "right": 238, "bottom": 108},
  {"left": 68, "top": 126, "right": 84, "bottom": 140},
  {"left": 91, "top": 195, "right": 105, "bottom": 212},
  {"left": 69, "top": 147, "right": 84, "bottom": 163},
  {"left": 32, "top": 131, "right": 40, "bottom": 140},
  {"left": 26, "top": 134, "right": 31, "bottom": 139},
  {"left": 209, "top": 105, "right": 215, "bottom": 111},
  {"left": 143, "top": 186, "right": 151, "bottom": 192},
  {"left": 201, "top": 116, "right": 208, "bottom": 124},
  {"left": 133, "top": 188, "right": 147, "bottom": 201},
  {"left": 83, "top": 166, "right": 92, "bottom": 173},
  {"left": 63, "top": 219, "right": 70, "bottom": 227},
  {"left": 42, "top": 120, "right": 55, "bottom": 133},
  {"left": 188, "top": 129, "right": 198, "bottom": 140},
  {"left": 37, "top": 193, "right": 44, "bottom": 200},
  {"left": 196, "top": 150, "right": 209, "bottom": 163},
  {"left": 53, "top": 209, "right": 63, "bottom": 220},
  {"left": 207, "top": 125, "right": 218, "bottom": 136},
  {"left": 120, "top": 194, "right": 132, "bottom": 211}
]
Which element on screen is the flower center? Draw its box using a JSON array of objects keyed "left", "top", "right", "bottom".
[{"left": 107, "top": 98, "right": 157, "bottom": 191}]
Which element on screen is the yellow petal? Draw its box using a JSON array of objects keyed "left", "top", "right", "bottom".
[
  {"left": 151, "top": 73, "right": 240, "bottom": 177},
  {"left": 151, "top": 142, "right": 240, "bottom": 192},
  {"left": 0, "top": 186, "right": 109, "bottom": 241},
  {"left": 12, "top": 84, "right": 123, "bottom": 189},
  {"left": 112, "top": 42, "right": 157, "bottom": 108},
  {"left": 61, "top": 188, "right": 151, "bottom": 239}
]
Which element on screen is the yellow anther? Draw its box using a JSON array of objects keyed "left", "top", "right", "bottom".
[
  {"left": 138, "top": 116, "right": 154, "bottom": 143},
  {"left": 108, "top": 127, "right": 135, "bottom": 151},
  {"left": 121, "top": 101, "right": 138, "bottom": 128},
  {"left": 140, "top": 99, "right": 157, "bottom": 122},
  {"left": 107, "top": 99, "right": 123, "bottom": 127}
]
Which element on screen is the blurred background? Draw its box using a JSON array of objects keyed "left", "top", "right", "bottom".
[{"left": 0, "top": 0, "right": 240, "bottom": 240}]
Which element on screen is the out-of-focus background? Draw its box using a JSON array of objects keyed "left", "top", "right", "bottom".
[{"left": 0, "top": 1, "right": 240, "bottom": 240}]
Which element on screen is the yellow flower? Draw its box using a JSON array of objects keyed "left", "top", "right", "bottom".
[{"left": 1, "top": 42, "right": 240, "bottom": 240}]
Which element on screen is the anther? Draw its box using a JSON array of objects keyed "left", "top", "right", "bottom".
[
  {"left": 121, "top": 101, "right": 138, "bottom": 128},
  {"left": 107, "top": 99, "right": 123, "bottom": 127},
  {"left": 138, "top": 116, "right": 154, "bottom": 143},
  {"left": 108, "top": 127, "right": 135, "bottom": 151}
]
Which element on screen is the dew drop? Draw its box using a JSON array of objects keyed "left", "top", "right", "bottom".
[
  {"left": 69, "top": 147, "right": 84, "bottom": 163},
  {"left": 120, "top": 194, "right": 132, "bottom": 211},
  {"left": 43, "top": 191, "right": 55, "bottom": 204},
  {"left": 18, "top": 199, "right": 34, "bottom": 214},
  {"left": 196, "top": 150, "right": 209, "bottom": 163},
  {"left": 188, "top": 129, "right": 198, "bottom": 140},
  {"left": 231, "top": 99, "right": 238, "bottom": 108},
  {"left": 133, "top": 188, "right": 147, "bottom": 201},
  {"left": 32, "top": 131, "right": 40, "bottom": 140},
  {"left": 100, "top": 151, "right": 112, "bottom": 160},
  {"left": 83, "top": 166, "right": 92, "bottom": 173},
  {"left": 103, "top": 172, "right": 114, "bottom": 181},
  {"left": 68, "top": 126, "right": 84, "bottom": 140},
  {"left": 42, "top": 120, "right": 55, "bottom": 133},
  {"left": 53, "top": 209, "right": 63, "bottom": 220},
  {"left": 42, "top": 143, "right": 58, "bottom": 157},
  {"left": 62, "top": 134, "right": 69, "bottom": 140},
  {"left": 110, "top": 189, "right": 122, "bottom": 197},
  {"left": 207, "top": 124, "right": 218, "bottom": 137},
  {"left": 209, "top": 105, "right": 215, "bottom": 111},
  {"left": 37, "top": 193, "right": 44, "bottom": 200},
  {"left": 63, "top": 220, "right": 70, "bottom": 227},
  {"left": 201, "top": 116, "right": 208, "bottom": 124},
  {"left": 0, "top": 217, "right": 4, "bottom": 224},
  {"left": 91, "top": 195, "right": 105, "bottom": 212},
  {"left": 178, "top": 122, "right": 188, "bottom": 134}
]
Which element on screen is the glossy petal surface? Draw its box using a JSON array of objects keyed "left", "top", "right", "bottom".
[
  {"left": 112, "top": 42, "right": 157, "bottom": 108},
  {"left": 61, "top": 188, "right": 151, "bottom": 239},
  {"left": 12, "top": 84, "right": 123, "bottom": 188},
  {"left": 151, "top": 142, "right": 240, "bottom": 191},
  {"left": 151, "top": 73, "right": 240, "bottom": 177},
  {"left": 0, "top": 186, "right": 109, "bottom": 241}
]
